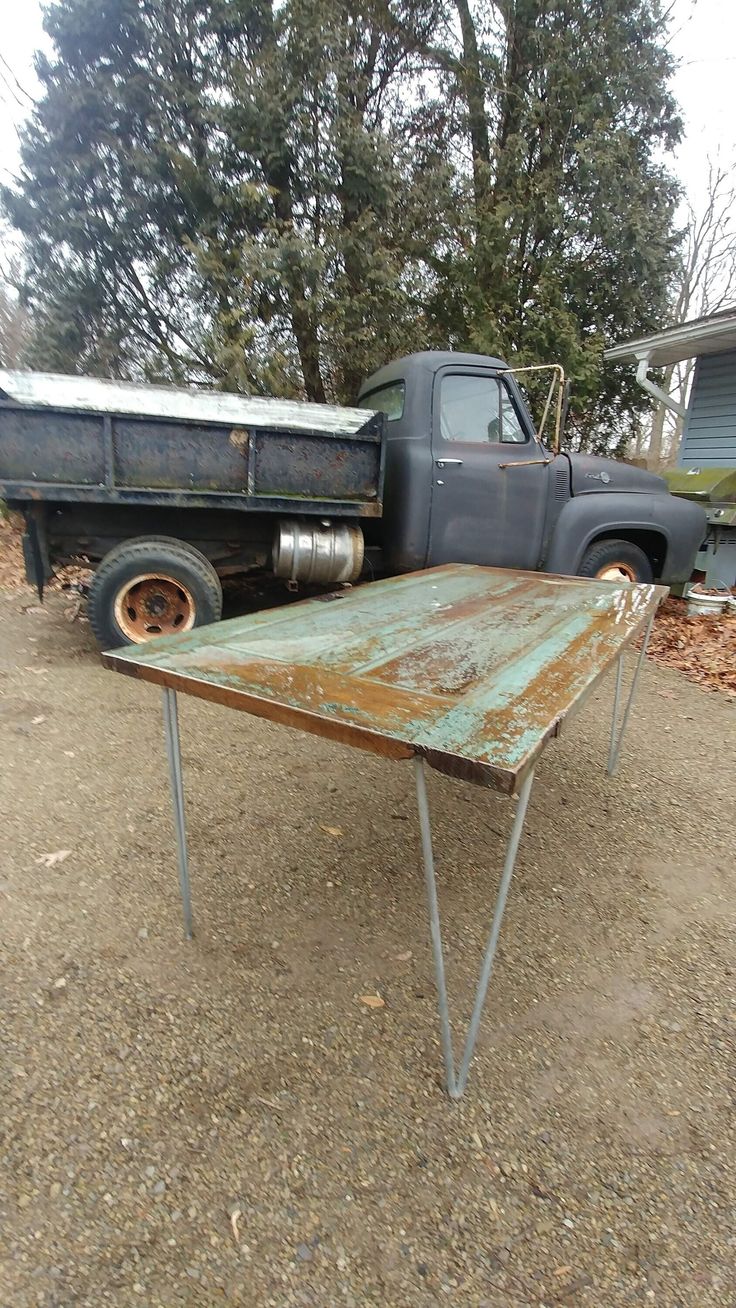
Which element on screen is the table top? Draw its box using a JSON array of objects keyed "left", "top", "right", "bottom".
[{"left": 103, "top": 565, "right": 666, "bottom": 794}]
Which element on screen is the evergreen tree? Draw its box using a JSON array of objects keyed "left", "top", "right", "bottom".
[
  {"left": 4, "top": 0, "right": 682, "bottom": 437},
  {"left": 407, "top": 0, "right": 681, "bottom": 436}
]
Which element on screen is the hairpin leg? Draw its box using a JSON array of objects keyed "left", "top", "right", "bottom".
[
  {"left": 607, "top": 612, "right": 655, "bottom": 776},
  {"left": 414, "top": 756, "right": 535, "bottom": 1099},
  {"left": 162, "top": 688, "right": 193, "bottom": 939}
]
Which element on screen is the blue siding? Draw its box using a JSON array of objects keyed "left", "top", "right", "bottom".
[{"left": 679, "top": 350, "right": 736, "bottom": 467}]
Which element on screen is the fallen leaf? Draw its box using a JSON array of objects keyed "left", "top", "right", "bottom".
[
  {"left": 35, "top": 850, "right": 72, "bottom": 868},
  {"left": 646, "top": 597, "right": 736, "bottom": 695},
  {"left": 230, "top": 1208, "right": 242, "bottom": 1243},
  {"left": 359, "top": 994, "right": 385, "bottom": 1009},
  {"left": 395, "top": 950, "right": 413, "bottom": 962},
  {"left": 657, "top": 689, "right": 676, "bottom": 700},
  {"left": 320, "top": 824, "right": 343, "bottom": 838}
]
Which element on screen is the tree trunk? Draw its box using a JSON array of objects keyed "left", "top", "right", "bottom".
[
  {"left": 647, "top": 363, "right": 675, "bottom": 467},
  {"left": 289, "top": 297, "right": 327, "bottom": 404},
  {"left": 256, "top": 3, "right": 327, "bottom": 404},
  {"left": 454, "top": 0, "right": 491, "bottom": 217},
  {"left": 263, "top": 167, "right": 326, "bottom": 404},
  {"left": 335, "top": 67, "right": 367, "bottom": 401}
]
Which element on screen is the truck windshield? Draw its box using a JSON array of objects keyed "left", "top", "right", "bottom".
[{"left": 357, "top": 381, "right": 405, "bottom": 421}]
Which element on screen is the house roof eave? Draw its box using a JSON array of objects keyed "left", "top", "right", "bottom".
[{"left": 604, "top": 307, "right": 736, "bottom": 367}]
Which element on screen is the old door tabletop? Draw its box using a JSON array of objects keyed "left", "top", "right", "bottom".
[{"left": 102, "top": 564, "right": 666, "bottom": 796}]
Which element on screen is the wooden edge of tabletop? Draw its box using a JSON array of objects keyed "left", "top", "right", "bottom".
[{"left": 100, "top": 650, "right": 520, "bottom": 794}]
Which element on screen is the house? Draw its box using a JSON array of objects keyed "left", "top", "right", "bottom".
[{"left": 604, "top": 307, "right": 736, "bottom": 588}]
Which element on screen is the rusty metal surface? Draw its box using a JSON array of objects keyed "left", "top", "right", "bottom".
[
  {"left": 0, "top": 402, "right": 384, "bottom": 516},
  {"left": 103, "top": 565, "right": 668, "bottom": 794}
]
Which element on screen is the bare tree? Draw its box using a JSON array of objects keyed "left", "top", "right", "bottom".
[
  {"left": 647, "top": 160, "right": 736, "bottom": 466},
  {"left": 0, "top": 219, "right": 31, "bottom": 368},
  {"left": 0, "top": 281, "right": 30, "bottom": 368}
]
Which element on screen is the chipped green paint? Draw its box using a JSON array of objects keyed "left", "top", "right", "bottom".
[{"left": 103, "top": 564, "right": 667, "bottom": 794}]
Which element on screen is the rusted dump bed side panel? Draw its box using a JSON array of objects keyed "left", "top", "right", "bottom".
[
  {"left": 0, "top": 404, "right": 385, "bottom": 517},
  {"left": 103, "top": 564, "right": 667, "bottom": 794}
]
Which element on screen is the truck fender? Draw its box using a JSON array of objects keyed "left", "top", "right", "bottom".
[{"left": 543, "top": 493, "right": 675, "bottom": 579}]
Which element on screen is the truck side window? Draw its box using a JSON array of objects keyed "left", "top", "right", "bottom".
[
  {"left": 500, "top": 383, "right": 527, "bottom": 443},
  {"left": 440, "top": 375, "right": 502, "bottom": 442},
  {"left": 357, "top": 381, "right": 405, "bottom": 421}
]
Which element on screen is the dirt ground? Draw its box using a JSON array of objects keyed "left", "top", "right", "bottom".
[{"left": 1, "top": 588, "right": 735, "bottom": 1308}]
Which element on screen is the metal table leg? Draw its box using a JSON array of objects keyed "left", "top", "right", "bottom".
[
  {"left": 162, "top": 688, "right": 193, "bottom": 939},
  {"left": 607, "top": 611, "right": 655, "bottom": 776},
  {"left": 413, "top": 756, "right": 535, "bottom": 1100}
]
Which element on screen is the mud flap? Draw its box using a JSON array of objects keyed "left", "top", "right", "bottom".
[{"left": 22, "top": 506, "right": 52, "bottom": 600}]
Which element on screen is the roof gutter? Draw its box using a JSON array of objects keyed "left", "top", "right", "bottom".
[
  {"left": 635, "top": 355, "right": 687, "bottom": 418},
  {"left": 604, "top": 310, "right": 736, "bottom": 365}
]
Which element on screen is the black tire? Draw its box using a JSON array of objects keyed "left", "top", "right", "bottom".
[
  {"left": 88, "top": 535, "right": 223, "bottom": 649},
  {"left": 578, "top": 538, "right": 654, "bottom": 584}
]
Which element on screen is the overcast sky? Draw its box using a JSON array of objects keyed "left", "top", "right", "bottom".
[{"left": 0, "top": 0, "right": 733, "bottom": 214}]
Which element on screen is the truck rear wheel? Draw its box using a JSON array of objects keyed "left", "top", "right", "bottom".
[
  {"left": 88, "top": 536, "right": 223, "bottom": 648},
  {"left": 578, "top": 539, "right": 654, "bottom": 584}
]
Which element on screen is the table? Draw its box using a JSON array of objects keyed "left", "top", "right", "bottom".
[{"left": 103, "top": 564, "right": 666, "bottom": 1099}]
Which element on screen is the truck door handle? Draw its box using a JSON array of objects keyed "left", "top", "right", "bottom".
[{"left": 435, "top": 458, "right": 463, "bottom": 468}]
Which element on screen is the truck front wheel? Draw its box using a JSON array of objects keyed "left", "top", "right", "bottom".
[
  {"left": 578, "top": 539, "right": 654, "bottom": 584},
  {"left": 88, "top": 536, "right": 223, "bottom": 648}
]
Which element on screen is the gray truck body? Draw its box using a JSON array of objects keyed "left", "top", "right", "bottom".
[
  {"left": 358, "top": 352, "right": 704, "bottom": 584},
  {"left": 0, "top": 353, "right": 705, "bottom": 610}
]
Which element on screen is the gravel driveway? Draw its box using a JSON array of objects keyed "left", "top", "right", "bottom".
[{"left": 1, "top": 590, "right": 735, "bottom": 1307}]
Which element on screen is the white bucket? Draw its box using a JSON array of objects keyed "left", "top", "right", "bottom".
[{"left": 686, "top": 582, "right": 732, "bottom": 617}]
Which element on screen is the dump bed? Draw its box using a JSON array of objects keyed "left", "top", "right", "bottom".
[{"left": 0, "top": 369, "right": 385, "bottom": 517}]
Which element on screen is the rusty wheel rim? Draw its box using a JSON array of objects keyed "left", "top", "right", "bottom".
[
  {"left": 596, "top": 562, "right": 638, "bottom": 583},
  {"left": 114, "top": 573, "right": 196, "bottom": 642}
]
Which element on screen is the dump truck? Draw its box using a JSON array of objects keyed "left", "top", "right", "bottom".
[{"left": 0, "top": 352, "right": 706, "bottom": 647}]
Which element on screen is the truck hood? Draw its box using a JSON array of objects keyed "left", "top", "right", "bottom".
[{"left": 567, "top": 453, "right": 667, "bottom": 496}]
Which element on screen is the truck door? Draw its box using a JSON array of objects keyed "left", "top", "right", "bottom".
[{"left": 428, "top": 367, "right": 549, "bottom": 570}]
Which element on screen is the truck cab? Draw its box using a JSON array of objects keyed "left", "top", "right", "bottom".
[{"left": 358, "top": 351, "right": 705, "bottom": 585}]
